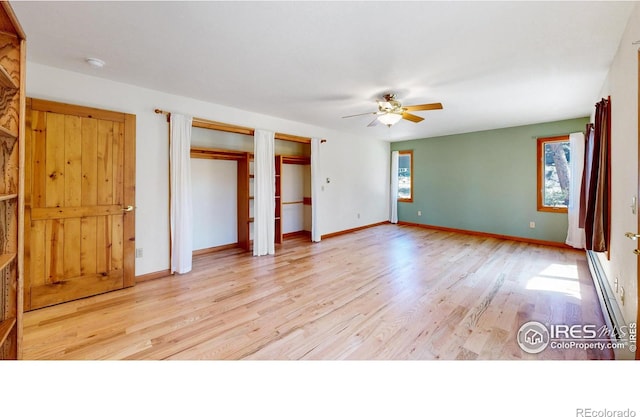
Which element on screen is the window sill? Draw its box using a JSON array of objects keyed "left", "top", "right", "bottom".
[{"left": 537, "top": 206, "right": 568, "bottom": 214}]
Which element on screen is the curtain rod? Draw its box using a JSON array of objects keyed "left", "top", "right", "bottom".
[
  {"left": 154, "top": 108, "right": 325, "bottom": 144},
  {"left": 531, "top": 132, "right": 583, "bottom": 139}
]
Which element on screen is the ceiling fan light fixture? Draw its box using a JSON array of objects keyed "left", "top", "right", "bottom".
[{"left": 378, "top": 112, "right": 402, "bottom": 126}]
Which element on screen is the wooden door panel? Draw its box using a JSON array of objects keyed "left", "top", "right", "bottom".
[
  {"left": 97, "top": 119, "right": 114, "bottom": 205},
  {"left": 44, "top": 218, "right": 63, "bottom": 282},
  {"left": 111, "top": 214, "right": 124, "bottom": 272},
  {"left": 63, "top": 217, "right": 81, "bottom": 277},
  {"left": 31, "top": 110, "right": 46, "bottom": 209},
  {"left": 25, "top": 99, "right": 135, "bottom": 310},
  {"left": 112, "top": 122, "right": 124, "bottom": 205},
  {"left": 80, "top": 216, "right": 97, "bottom": 275},
  {"left": 63, "top": 115, "right": 82, "bottom": 207},
  {"left": 28, "top": 217, "right": 45, "bottom": 291},
  {"left": 44, "top": 113, "right": 64, "bottom": 208},
  {"left": 30, "top": 270, "right": 123, "bottom": 309},
  {"left": 95, "top": 214, "right": 111, "bottom": 273},
  {"left": 81, "top": 117, "right": 98, "bottom": 207}
]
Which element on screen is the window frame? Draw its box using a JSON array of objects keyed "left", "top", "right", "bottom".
[
  {"left": 397, "top": 150, "right": 413, "bottom": 203},
  {"left": 536, "top": 135, "right": 570, "bottom": 213}
]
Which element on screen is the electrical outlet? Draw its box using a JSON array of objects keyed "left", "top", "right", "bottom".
[
  {"left": 417, "top": 210, "right": 422, "bottom": 216},
  {"left": 136, "top": 248, "right": 143, "bottom": 258},
  {"left": 529, "top": 221, "right": 535, "bottom": 229},
  {"left": 357, "top": 213, "right": 360, "bottom": 219}
]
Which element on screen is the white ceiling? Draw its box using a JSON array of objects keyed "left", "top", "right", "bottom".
[{"left": 11, "top": 1, "right": 636, "bottom": 142}]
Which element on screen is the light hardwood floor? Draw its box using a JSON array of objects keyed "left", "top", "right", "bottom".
[{"left": 23, "top": 224, "right": 613, "bottom": 360}]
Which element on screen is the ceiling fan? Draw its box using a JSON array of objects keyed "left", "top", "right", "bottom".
[{"left": 342, "top": 93, "right": 443, "bottom": 127}]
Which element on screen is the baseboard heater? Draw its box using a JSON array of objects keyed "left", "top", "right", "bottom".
[{"left": 585, "top": 250, "right": 632, "bottom": 359}]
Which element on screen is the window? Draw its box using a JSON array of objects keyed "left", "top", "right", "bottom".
[
  {"left": 398, "top": 150, "right": 413, "bottom": 202},
  {"left": 537, "top": 135, "right": 570, "bottom": 213}
]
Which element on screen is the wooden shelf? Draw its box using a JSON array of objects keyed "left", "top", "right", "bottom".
[
  {"left": 0, "top": 193, "right": 17, "bottom": 202},
  {"left": 0, "top": 63, "right": 17, "bottom": 90},
  {"left": 0, "top": 252, "right": 16, "bottom": 271},
  {"left": 0, "top": 2, "right": 25, "bottom": 360},
  {"left": 0, "top": 124, "right": 17, "bottom": 141},
  {"left": 0, "top": 318, "right": 16, "bottom": 348}
]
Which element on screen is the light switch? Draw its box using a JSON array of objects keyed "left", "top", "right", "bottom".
[{"left": 632, "top": 197, "right": 637, "bottom": 215}]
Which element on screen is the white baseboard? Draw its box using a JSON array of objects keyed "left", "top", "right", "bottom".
[{"left": 586, "top": 250, "right": 634, "bottom": 360}]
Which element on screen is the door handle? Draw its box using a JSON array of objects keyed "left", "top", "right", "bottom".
[
  {"left": 625, "top": 232, "right": 640, "bottom": 240},
  {"left": 634, "top": 249, "right": 640, "bottom": 255},
  {"left": 122, "top": 205, "right": 134, "bottom": 212}
]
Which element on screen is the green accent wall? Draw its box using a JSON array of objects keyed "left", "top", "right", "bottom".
[{"left": 390, "top": 118, "right": 589, "bottom": 243}]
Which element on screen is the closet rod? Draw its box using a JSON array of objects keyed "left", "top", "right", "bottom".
[{"left": 154, "top": 108, "right": 320, "bottom": 144}]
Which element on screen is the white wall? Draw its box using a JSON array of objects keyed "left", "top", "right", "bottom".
[
  {"left": 597, "top": 3, "right": 639, "bottom": 325},
  {"left": 191, "top": 158, "right": 237, "bottom": 250},
  {"left": 26, "top": 62, "right": 390, "bottom": 275},
  {"left": 282, "top": 164, "right": 305, "bottom": 234}
]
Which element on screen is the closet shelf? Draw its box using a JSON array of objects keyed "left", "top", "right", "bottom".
[
  {"left": 0, "top": 125, "right": 18, "bottom": 141},
  {"left": 0, "top": 252, "right": 16, "bottom": 271},
  {"left": 0, "top": 193, "right": 17, "bottom": 202},
  {"left": 0, "top": 318, "right": 16, "bottom": 348},
  {"left": 0, "top": 63, "right": 17, "bottom": 90}
]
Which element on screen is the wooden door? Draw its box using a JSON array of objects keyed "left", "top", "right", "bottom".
[{"left": 24, "top": 99, "right": 136, "bottom": 310}]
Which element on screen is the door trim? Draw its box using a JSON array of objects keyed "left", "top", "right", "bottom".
[{"left": 636, "top": 50, "right": 639, "bottom": 360}]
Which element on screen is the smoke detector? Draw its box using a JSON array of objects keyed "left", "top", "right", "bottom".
[{"left": 85, "top": 57, "right": 105, "bottom": 69}]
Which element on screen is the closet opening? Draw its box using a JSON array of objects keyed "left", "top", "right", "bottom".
[{"left": 189, "top": 124, "right": 312, "bottom": 255}]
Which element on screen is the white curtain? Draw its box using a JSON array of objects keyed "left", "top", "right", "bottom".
[
  {"left": 566, "top": 131, "right": 586, "bottom": 249},
  {"left": 311, "top": 137, "right": 322, "bottom": 242},
  {"left": 253, "top": 129, "right": 275, "bottom": 256},
  {"left": 170, "top": 113, "right": 193, "bottom": 274},
  {"left": 390, "top": 151, "right": 399, "bottom": 223}
]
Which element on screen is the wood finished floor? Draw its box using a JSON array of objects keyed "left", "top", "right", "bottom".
[{"left": 23, "top": 224, "right": 613, "bottom": 360}]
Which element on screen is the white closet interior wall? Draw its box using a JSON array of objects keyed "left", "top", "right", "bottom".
[{"left": 282, "top": 164, "right": 305, "bottom": 234}]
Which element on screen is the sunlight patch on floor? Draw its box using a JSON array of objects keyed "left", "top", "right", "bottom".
[{"left": 525, "top": 263, "right": 581, "bottom": 299}]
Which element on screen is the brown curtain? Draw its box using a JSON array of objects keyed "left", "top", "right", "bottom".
[{"left": 579, "top": 97, "right": 611, "bottom": 252}]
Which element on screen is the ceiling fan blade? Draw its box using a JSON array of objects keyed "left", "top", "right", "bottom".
[
  {"left": 367, "top": 117, "right": 381, "bottom": 127},
  {"left": 342, "top": 111, "right": 378, "bottom": 119},
  {"left": 402, "top": 112, "right": 424, "bottom": 123},
  {"left": 402, "top": 102, "right": 443, "bottom": 112}
]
